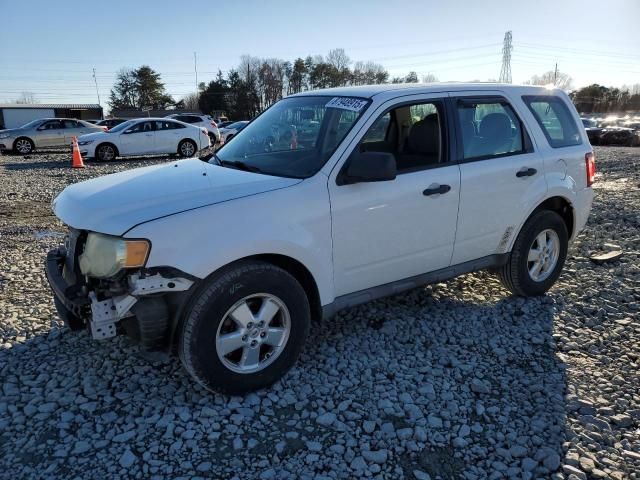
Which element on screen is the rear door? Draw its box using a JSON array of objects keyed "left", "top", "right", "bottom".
[
  {"left": 450, "top": 92, "right": 547, "bottom": 265},
  {"left": 119, "top": 120, "right": 156, "bottom": 155},
  {"left": 154, "top": 120, "right": 186, "bottom": 153}
]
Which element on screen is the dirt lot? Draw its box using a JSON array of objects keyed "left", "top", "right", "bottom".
[{"left": 0, "top": 147, "right": 638, "bottom": 480}]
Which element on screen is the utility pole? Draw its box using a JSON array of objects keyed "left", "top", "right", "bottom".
[
  {"left": 553, "top": 62, "right": 558, "bottom": 85},
  {"left": 499, "top": 31, "right": 513, "bottom": 84},
  {"left": 92, "top": 67, "right": 101, "bottom": 112},
  {"left": 194, "top": 52, "right": 199, "bottom": 94}
]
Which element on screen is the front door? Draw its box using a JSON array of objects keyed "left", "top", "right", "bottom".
[
  {"left": 450, "top": 92, "right": 547, "bottom": 265},
  {"left": 36, "top": 119, "right": 65, "bottom": 147},
  {"left": 328, "top": 95, "right": 461, "bottom": 297},
  {"left": 119, "top": 120, "right": 156, "bottom": 155}
]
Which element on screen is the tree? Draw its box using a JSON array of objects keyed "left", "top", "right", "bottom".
[
  {"left": 288, "top": 58, "right": 308, "bottom": 94},
  {"left": 404, "top": 71, "right": 419, "bottom": 83},
  {"left": 108, "top": 66, "right": 174, "bottom": 110},
  {"left": 527, "top": 70, "right": 573, "bottom": 90},
  {"left": 15, "top": 92, "right": 37, "bottom": 104},
  {"left": 198, "top": 71, "right": 229, "bottom": 116},
  {"left": 180, "top": 93, "right": 200, "bottom": 111},
  {"left": 422, "top": 73, "right": 438, "bottom": 83},
  {"left": 570, "top": 84, "right": 640, "bottom": 113}
]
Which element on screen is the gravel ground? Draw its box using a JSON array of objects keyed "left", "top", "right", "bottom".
[{"left": 0, "top": 147, "right": 638, "bottom": 480}]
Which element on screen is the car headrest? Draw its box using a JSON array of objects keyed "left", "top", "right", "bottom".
[
  {"left": 407, "top": 113, "right": 440, "bottom": 156},
  {"left": 479, "top": 113, "right": 511, "bottom": 141}
]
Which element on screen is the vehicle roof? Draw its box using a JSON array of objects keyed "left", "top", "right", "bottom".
[{"left": 288, "top": 82, "right": 561, "bottom": 99}]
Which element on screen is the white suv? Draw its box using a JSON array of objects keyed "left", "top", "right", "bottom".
[
  {"left": 46, "top": 84, "right": 594, "bottom": 393},
  {"left": 165, "top": 113, "right": 221, "bottom": 145}
]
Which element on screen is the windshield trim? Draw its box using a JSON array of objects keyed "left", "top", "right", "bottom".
[{"left": 214, "top": 95, "right": 371, "bottom": 179}]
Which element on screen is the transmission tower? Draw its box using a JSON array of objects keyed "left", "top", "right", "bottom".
[{"left": 499, "top": 31, "right": 513, "bottom": 83}]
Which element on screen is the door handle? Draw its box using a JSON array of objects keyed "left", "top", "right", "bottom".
[
  {"left": 423, "top": 184, "right": 451, "bottom": 196},
  {"left": 145, "top": 134, "right": 153, "bottom": 137},
  {"left": 516, "top": 167, "right": 537, "bottom": 178}
]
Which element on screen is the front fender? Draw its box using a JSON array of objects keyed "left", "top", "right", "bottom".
[{"left": 125, "top": 175, "right": 335, "bottom": 305}]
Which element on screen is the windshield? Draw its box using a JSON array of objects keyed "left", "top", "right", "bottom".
[
  {"left": 226, "top": 121, "right": 248, "bottom": 130},
  {"left": 214, "top": 96, "right": 369, "bottom": 178},
  {"left": 581, "top": 118, "right": 597, "bottom": 128},
  {"left": 18, "top": 119, "right": 46, "bottom": 129},
  {"left": 108, "top": 120, "right": 136, "bottom": 133}
]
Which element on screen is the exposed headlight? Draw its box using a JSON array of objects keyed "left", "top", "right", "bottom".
[
  {"left": 79, "top": 233, "right": 150, "bottom": 278},
  {"left": 78, "top": 140, "right": 94, "bottom": 146},
  {"left": 0, "top": 133, "right": 11, "bottom": 139}
]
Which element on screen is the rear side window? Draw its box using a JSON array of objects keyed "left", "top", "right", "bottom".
[
  {"left": 456, "top": 98, "right": 528, "bottom": 160},
  {"left": 523, "top": 96, "right": 581, "bottom": 148}
]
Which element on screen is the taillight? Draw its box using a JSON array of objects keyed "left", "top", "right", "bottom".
[
  {"left": 585, "top": 151, "right": 596, "bottom": 187},
  {"left": 211, "top": 121, "right": 217, "bottom": 128}
]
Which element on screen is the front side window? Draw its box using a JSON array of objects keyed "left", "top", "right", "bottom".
[
  {"left": 128, "top": 121, "right": 154, "bottom": 133},
  {"left": 359, "top": 101, "right": 445, "bottom": 173},
  {"left": 457, "top": 99, "right": 527, "bottom": 160},
  {"left": 41, "top": 120, "right": 63, "bottom": 130},
  {"left": 523, "top": 96, "right": 581, "bottom": 148},
  {"left": 214, "top": 96, "right": 369, "bottom": 178}
]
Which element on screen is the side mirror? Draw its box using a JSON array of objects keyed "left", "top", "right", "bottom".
[
  {"left": 123, "top": 129, "right": 134, "bottom": 134},
  {"left": 337, "top": 151, "right": 397, "bottom": 186}
]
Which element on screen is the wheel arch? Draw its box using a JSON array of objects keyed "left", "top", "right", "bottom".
[
  {"left": 169, "top": 253, "right": 323, "bottom": 348},
  {"left": 96, "top": 141, "right": 119, "bottom": 158},
  {"left": 13, "top": 136, "right": 34, "bottom": 151},
  {"left": 509, "top": 195, "right": 575, "bottom": 253}
]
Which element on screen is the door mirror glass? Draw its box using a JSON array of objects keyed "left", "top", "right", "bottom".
[{"left": 338, "top": 151, "right": 397, "bottom": 185}]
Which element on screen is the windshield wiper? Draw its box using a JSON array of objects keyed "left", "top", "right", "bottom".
[{"left": 219, "top": 159, "right": 264, "bottom": 174}]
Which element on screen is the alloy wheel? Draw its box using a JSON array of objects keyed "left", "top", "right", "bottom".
[
  {"left": 215, "top": 293, "right": 291, "bottom": 374},
  {"left": 527, "top": 229, "right": 560, "bottom": 282}
]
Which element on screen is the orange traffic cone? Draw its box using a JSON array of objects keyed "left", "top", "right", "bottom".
[{"left": 71, "top": 136, "right": 85, "bottom": 168}]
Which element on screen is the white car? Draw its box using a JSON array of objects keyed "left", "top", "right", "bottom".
[
  {"left": 165, "top": 113, "right": 221, "bottom": 144},
  {"left": 77, "top": 118, "right": 210, "bottom": 161},
  {"left": 46, "top": 83, "right": 594, "bottom": 393},
  {"left": 219, "top": 120, "right": 249, "bottom": 142}
]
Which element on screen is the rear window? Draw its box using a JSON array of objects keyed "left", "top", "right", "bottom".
[{"left": 523, "top": 96, "right": 581, "bottom": 148}]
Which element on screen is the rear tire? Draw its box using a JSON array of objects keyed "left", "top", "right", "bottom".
[
  {"left": 179, "top": 261, "right": 310, "bottom": 394},
  {"left": 498, "top": 210, "right": 568, "bottom": 297},
  {"left": 13, "top": 137, "right": 34, "bottom": 155},
  {"left": 178, "top": 139, "right": 197, "bottom": 157}
]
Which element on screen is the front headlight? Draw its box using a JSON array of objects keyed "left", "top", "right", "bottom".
[
  {"left": 78, "top": 140, "right": 94, "bottom": 146},
  {"left": 0, "top": 133, "right": 11, "bottom": 139},
  {"left": 79, "top": 233, "right": 150, "bottom": 278}
]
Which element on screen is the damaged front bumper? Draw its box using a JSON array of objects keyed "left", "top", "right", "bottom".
[{"left": 45, "top": 247, "right": 195, "bottom": 347}]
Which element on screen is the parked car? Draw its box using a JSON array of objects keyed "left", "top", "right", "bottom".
[
  {"left": 165, "top": 113, "right": 220, "bottom": 144},
  {"left": 46, "top": 84, "right": 594, "bottom": 393},
  {"left": 581, "top": 117, "right": 603, "bottom": 145},
  {"left": 0, "top": 118, "right": 106, "bottom": 154},
  {"left": 219, "top": 120, "right": 249, "bottom": 142},
  {"left": 598, "top": 127, "right": 640, "bottom": 146},
  {"left": 216, "top": 120, "right": 234, "bottom": 129},
  {"left": 76, "top": 118, "right": 210, "bottom": 161},
  {"left": 95, "top": 118, "right": 127, "bottom": 130},
  {"left": 215, "top": 116, "right": 229, "bottom": 124}
]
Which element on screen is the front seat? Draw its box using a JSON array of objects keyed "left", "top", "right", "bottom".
[
  {"left": 399, "top": 113, "right": 441, "bottom": 170},
  {"left": 468, "top": 113, "right": 513, "bottom": 158}
]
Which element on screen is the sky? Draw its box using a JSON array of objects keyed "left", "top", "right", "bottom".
[{"left": 0, "top": 0, "right": 638, "bottom": 107}]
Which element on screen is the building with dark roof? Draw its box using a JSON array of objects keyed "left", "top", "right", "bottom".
[{"left": 0, "top": 104, "right": 103, "bottom": 129}]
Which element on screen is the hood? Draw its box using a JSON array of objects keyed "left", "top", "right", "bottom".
[
  {"left": 53, "top": 159, "right": 302, "bottom": 235},
  {"left": 0, "top": 128, "right": 21, "bottom": 136},
  {"left": 79, "top": 131, "right": 109, "bottom": 141}
]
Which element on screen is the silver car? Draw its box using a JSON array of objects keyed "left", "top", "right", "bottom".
[{"left": 0, "top": 118, "right": 105, "bottom": 154}]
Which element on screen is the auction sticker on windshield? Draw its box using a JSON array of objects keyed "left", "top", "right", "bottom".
[{"left": 326, "top": 97, "right": 368, "bottom": 112}]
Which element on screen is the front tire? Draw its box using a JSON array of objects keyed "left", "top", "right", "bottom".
[
  {"left": 179, "top": 261, "right": 310, "bottom": 394},
  {"left": 95, "top": 143, "right": 117, "bottom": 161},
  {"left": 178, "top": 139, "right": 197, "bottom": 157},
  {"left": 498, "top": 210, "right": 568, "bottom": 297},
  {"left": 13, "top": 137, "right": 34, "bottom": 155}
]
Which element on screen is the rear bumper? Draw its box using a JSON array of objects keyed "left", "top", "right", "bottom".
[{"left": 573, "top": 187, "right": 594, "bottom": 238}]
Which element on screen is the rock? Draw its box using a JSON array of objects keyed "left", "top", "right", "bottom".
[
  {"left": 350, "top": 456, "right": 367, "bottom": 471},
  {"left": 362, "top": 449, "right": 388, "bottom": 464},
  {"left": 610, "top": 414, "right": 633, "bottom": 427},
  {"left": 119, "top": 449, "right": 137, "bottom": 468},
  {"left": 543, "top": 452, "right": 561, "bottom": 471},
  {"left": 579, "top": 457, "right": 595, "bottom": 472},
  {"left": 470, "top": 378, "right": 491, "bottom": 394},
  {"left": 316, "top": 412, "right": 337, "bottom": 427},
  {"left": 363, "top": 420, "right": 376, "bottom": 434},
  {"left": 590, "top": 250, "right": 623, "bottom": 264}
]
